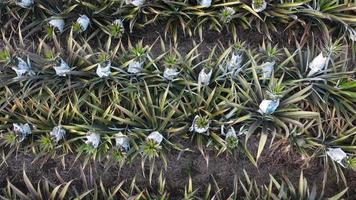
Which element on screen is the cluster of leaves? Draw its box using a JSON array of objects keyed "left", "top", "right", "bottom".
[
  {"left": 0, "top": 167, "right": 349, "bottom": 199},
  {"left": 0, "top": 0, "right": 355, "bottom": 43}
]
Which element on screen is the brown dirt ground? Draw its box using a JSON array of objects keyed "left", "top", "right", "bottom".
[{"left": 1, "top": 136, "right": 356, "bottom": 198}]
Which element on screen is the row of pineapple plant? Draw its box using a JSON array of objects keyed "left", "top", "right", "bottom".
[
  {"left": 1, "top": 34, "right": 355, "bottom": 179},
  {"left": 1, "top": 0, "right": 355, "bottom": 43},
  {"left": 0, "top": 167, "right": 350, "bottom": 199}
]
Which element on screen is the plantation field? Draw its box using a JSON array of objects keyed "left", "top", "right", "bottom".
[{"left": 0, "top": 0, "right": 356, "bottom": 199}]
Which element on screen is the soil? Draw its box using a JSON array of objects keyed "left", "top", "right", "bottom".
[
  {"left": 125, "top": 21, "right": 305, "bottom": 56},
  {"left": 1, "top": 135, "right": 356, "bottom": 198}
]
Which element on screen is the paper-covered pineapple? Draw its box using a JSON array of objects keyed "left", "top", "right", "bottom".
[
  {"left": 115, "top": 133, "right": 130, "bottom": 152},
  {"left": 198, "top": 68, "right": 212, "bottom": 86},
  {"left": 199, "top": 0, "right": 212, "bottom": 7},
  {"left": 96, "top": 61, "right": 112, "bottom": 78},
  {"left": 147, "top": 131, "right": 164, "bottom": 145},
  {"left": 16, "top": 0, "right": 34, "bottom": 8},
  {"left": 54, "top": 58, "right": 71, "bottom": 76},
  {"left": 49, "top": 18, "right": 65, "bottom": 33},
  {"left": 13, "top": 123, "right": 32, "bottom": 142},
  {"left": 326, "top": 148, "right": 348, "bottom": 168},
  {"left": 259, "top": 99, "right": 280, "bottom": 115},
  {"left": 74, "top": 15, "right": 90, "bottom": 32},
  {"left": 219, "top": 7, "right": 235, "bottom": 24},
  {"left": 307, "top": 53, "right": 328, "bottom": 77},
  {"left": 261, "top": 61, "right": 275, "bottom": 79},
  {"left": 126, "top": 0, "right": 145, "bottom": 7},
  {"left": 128, "top": 60, "right": 144, "bottom": 74},
  {"left": 85, "top": 132, "right": 101, "bottom": 148},
  {"left": 252, "top": 0, "right": 267, "bottom": 12},
  {"left": 12, "top": 57, "right": 35, "bottom": 77},
  {"left": 50, "top": 126, "right": 66, "bottom": 143},
  {"left": 190, "top": 115, "right": 210, "bottom": 135},
  {"left": 163, "top": 67, "right": 179, "bottom": 81}
]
